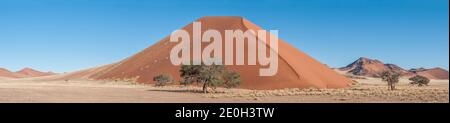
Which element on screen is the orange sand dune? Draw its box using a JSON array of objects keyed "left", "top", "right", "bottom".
[
  {"left": 340, "top": 57, "right": 413, "bottom": 77},
  {"left": 0, "top": 68, "right": 25, "bottom": 78},
  {"left": 0, "top": 67, "right": 55, "bottom": 78},
  {"left": 55, "top": 16, "right": 352, "bottom": 89},
  {"left": 16, "top": 68, "right": 56, "bottom": 77},
  {"left": 410, "top": 67, "right": 449, "bottom": 80},
  {"left": 338, "top": 57, "right": 448, "bottom": 80}
]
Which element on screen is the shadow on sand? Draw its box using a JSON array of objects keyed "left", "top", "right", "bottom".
[
  {"left": 146, "top": 89, "right": 205, "bottom": 93},
  {"left": 146, "top": 87, "right": 227, "bottom": 94}
]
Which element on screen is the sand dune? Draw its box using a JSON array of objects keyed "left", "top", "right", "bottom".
[
  {"left": 51, "top": 16, "right": 352, "bottom": 90},
  {"left": 0, "top": 67, "right": 56, "bottom": 78},
  {"left": 339, "top": 57, "right": 412, "bottom": 77},
  {"left": 0, "top": 68, "right": 24, "bottom": 78},
  {"left": 410, "top": 67, "right": 449, "bottom": 80},
  {"left": 339, "top": 57, "right": 449, "bottom": 80},
  {"left": 16, "top": 68, "right": 56, "bottom": 77}
]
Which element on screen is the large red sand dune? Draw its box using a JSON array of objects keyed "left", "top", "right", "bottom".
[{"left": 55, "top": 16, "right": 352, "bottom": 89}]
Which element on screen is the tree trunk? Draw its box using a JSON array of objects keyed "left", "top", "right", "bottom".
[
  {"left": 388, "top": 82, "right": 391, "bottom": 90},
  {"left": 203, "top": 83, "right": 208, "bottom": 93},
  {"left": 390, "top": 84, "right": 395, "bottom": 90},
  {"left": 388, "top": 83, "right": 390, "bottom": 90}
]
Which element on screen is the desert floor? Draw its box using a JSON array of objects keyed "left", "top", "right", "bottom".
[{"left": 0, "top": 77, "right": 448, "bottom": 103}]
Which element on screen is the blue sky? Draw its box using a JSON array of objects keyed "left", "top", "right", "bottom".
[{"left": 0, "top": 0, "right": 448, "bottom": 73}]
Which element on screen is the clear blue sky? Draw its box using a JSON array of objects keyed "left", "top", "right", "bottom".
[{"left": 0, "top": 0, "right": 448, "bottom": 73}]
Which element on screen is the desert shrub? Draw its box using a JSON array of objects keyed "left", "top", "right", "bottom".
[
  {"left": 381, "top": 71, "right": 400, "bottom": 90},
  {"left": 153, "top": 74, "right": 173, "bottom": 87},
  {"left": 409, "top": 75, "right": 430, "bottom": 86}
]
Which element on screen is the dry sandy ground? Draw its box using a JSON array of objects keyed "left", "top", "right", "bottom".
[{"left": 0, "top": 77, "right": 448, "bottom": 103}]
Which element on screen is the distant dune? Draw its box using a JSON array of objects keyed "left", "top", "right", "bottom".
[
  {"left": 0, "top": 67, "right": 56, "bottom": 78},
  {"left": 16, "top": 68, "right": 56, "bottom": 77},
  {"left": 338, "top": 57, "right": 448, "bottom": 80},
  {"left": 409, "top": 67, "right": 449, "bottom": 80},
  {"left": 339, "top": 57, "right": 412, "bottom": 77},
  {"left": 1, "top": 68, "right": 25, "bottom": 78}
]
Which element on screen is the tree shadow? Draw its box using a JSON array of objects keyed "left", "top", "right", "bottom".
[
  {"left": 146, "top": 89, "right": 205, "bottom": 93},
  {"left": 146, "top": 87, "right": 228, "bottom": 94}
]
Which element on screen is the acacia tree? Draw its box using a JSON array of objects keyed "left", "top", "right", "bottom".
[
  {"left": 381, "top": 71, "right": 400, "bottom": 90},
  {"left": 223, "top": 71, "right": 241, "bottom": 88},
  {"left": 180, "top": 63, "right": 241, "bottom": 93},
  {"left": 180, "top": 65, "right": 201, "bottom": 86},
  {"left": 409, "top": 75, "right": 430, "bottom": 87},
  {"left": 197, "top": 64, "right": 225, "bottom": 93}
]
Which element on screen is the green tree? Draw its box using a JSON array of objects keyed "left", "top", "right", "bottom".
[
  {"left": 179, "top": 63, "right": 241, "bottom": 93},
  {"left": 223, "top": 71, "right": 241, "bottom": 88},
  {"left": 381, "top": 71, "right": 400, "bottom": 90},
  {"left": 180, "top": 65, "right": 201, "bottom": 86},
  {"left": 409, "top": 75, "right": 430, "bottom": 87},
  {"left": 153, "top": 74, "right": 173, "bottom": 87}
]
